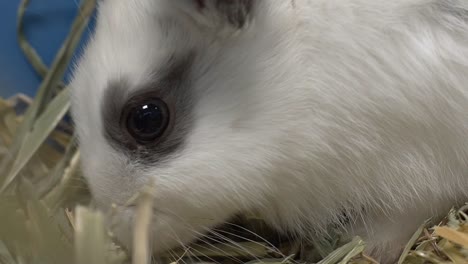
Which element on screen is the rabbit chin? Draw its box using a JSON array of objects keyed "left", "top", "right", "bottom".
[{"left": 107, "top": 205, "right": 233, "bottom": 256}]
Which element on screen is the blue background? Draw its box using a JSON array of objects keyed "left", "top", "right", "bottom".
[{"left": 0, "top": 0, "right": 95, "bottom": 98}]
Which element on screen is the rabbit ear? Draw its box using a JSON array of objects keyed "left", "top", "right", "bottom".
[
  {"left": 198, "top": 0, "right": 254, "bottom": 28},
  {"left": 170, "top": 0, "right": 255, "bottom": 30}
]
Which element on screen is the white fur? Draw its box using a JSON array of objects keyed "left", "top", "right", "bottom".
[{"left": 70, "top": 0, "right": 468, "bottom": 263}]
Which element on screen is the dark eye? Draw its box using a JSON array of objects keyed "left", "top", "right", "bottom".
[{"left": 123, "top": 98, "right": 170, "bottom": 144}]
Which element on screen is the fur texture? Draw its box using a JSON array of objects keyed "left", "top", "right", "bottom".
[{"left": 70, "top": 0, "right": 468, "bottom": 263}]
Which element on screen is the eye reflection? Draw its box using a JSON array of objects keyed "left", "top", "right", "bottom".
[{"left": 123, "top": 98, "right": 170, "bottom": 144}]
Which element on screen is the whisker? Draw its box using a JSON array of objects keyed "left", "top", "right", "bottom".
[
  {"left": 148, "top": 207, "right": 289, "bottom": 263},
  {"left": 216, "top": 222, "right": 286, "bottom": 256},
  {"left": 159, "top": 218, "right": 245, "bottom": 264},
  {"left": 210, "top": 227, "right": 284, "bottom": 257},
  {"left": 177, "top": 229, "right": 244, "bottom": 264},
  {"left": 187, "top": 240, "right": 244, "bottom": 264},
  {"left": 157, "top": 217, "right": 221, "bottom": 264},
  {"left": 202, "top": 228, "right": 269, "bottom": 264},
  {"left": 173, "top": 247, "right": 191, "bottom": 263}
]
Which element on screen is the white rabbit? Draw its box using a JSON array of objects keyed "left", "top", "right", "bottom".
[{"left": 70, "top": 0, "right": 468, "bottom": 263}]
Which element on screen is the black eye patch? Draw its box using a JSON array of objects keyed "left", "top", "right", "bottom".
[{"left": 100, "top": 54, "right": 195, "bottom": 165}]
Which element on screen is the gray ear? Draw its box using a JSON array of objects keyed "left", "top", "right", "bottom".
[
  {"left": 170, "top": 0, "right": 255, "bottom": 30},
  {"left": 196, "top": 0, "right": 254, "bottom": 28}
]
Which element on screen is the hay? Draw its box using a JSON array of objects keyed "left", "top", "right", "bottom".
[{"left": 0, "top": 1, "right": 467, "bottom": 263}]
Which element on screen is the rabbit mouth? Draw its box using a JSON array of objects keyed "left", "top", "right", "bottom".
[
  {"left": 110, "top": 203, "right": 293, "bottom": 260},
  {"left": 159, "top": 214, "right": 293, "bottom": 261},
  {"left": 110, "top": 199, "right": 357, "bottom": 260},
  {"left": 160, "top": 209, "right": 358, "bottom": 261}
]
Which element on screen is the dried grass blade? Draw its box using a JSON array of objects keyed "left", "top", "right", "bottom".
[
  {"left": 74, "top": 206, "right": 108, "bottom": 264},
  {"left": 337, "top": 239, "right": 366, "bottom": 264},
  {"left": 37, "top": 135, "right": 77, "bottom": 198},
  {"left": 166, "top": 241, "right": 271, "bottom": 259},
  {"left": 17, "top": 0, "right": 52, "bottom": 81},
  {"left": 133, "top": 184, "right": 156, "bottom": 264},
  {"left": 0, "top": 0, "right": 96, "bottom": 187},
  {"left": 43, "top": 151, "right": 85, "bottom": 211},
  {"left": 317, "top": 237, "right": 364, "bottom": 264},
  {"left": 434, "top": 227, "right": 468, "bottom": 249},
  {"left": 0, "top": 88, "right": 70, "bottom": 193},
  {"left": 398, "top": 220, "right": 430, "bottom": 264}
]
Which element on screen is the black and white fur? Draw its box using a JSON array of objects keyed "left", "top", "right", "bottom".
[{"left": 70, "top": 1, "right": 468, "bottom": 263}]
